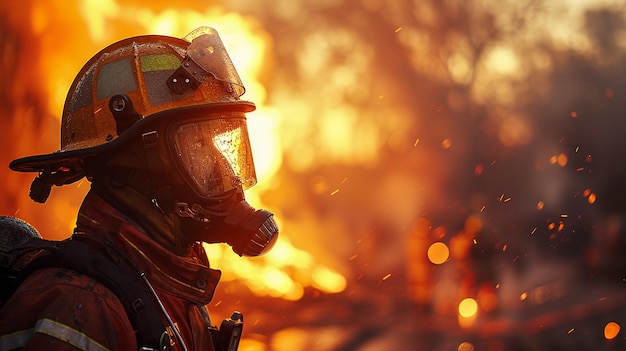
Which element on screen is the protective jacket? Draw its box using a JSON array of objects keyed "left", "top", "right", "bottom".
[{"left": 0, "top": 191, "right": 222, "bottom": 351}]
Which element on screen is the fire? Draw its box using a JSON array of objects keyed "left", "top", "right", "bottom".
[
  {"left": 7, "top": 0, "right": 346, "bottom": 300},
  {"left": 204, "top": 235, "right": 347, "bottom": 300}
]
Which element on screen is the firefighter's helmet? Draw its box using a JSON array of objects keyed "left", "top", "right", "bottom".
[{"left": 10, "top": 26, "right": 258, "bottom": 203}]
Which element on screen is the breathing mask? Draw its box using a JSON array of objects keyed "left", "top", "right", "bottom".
[{"left": 158, "top": 111, "right": 279, "bottom": 256}]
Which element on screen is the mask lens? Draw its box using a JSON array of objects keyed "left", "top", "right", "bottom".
[{"left": 171, "top": 116, "right": 256, "bottom": 197}]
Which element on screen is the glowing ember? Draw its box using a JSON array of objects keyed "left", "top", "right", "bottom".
[
  {"left": 458, "top": 298, "right": 478, "bottom": 318},
  {"left": 458, "top": 341, "right": 475, "bottom": 351},
  {"left": 582, "top": 188, "right": 598, "bottom": 204},
  {"left": 604, "top": 321, "right": 620, "bottom": 340},
  {"left": 427, "top": 242, "right": 450, "bottom": 264},
  {"left": 474, "top": 163, "right": 484, "bottom": 176},
  {"left": 520, "top": 292, "right": 528, "bottom": 301}
]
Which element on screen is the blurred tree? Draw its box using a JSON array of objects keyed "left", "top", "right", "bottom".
[{"left": 230, "top": 0, "right": 626, "bottom": 287}]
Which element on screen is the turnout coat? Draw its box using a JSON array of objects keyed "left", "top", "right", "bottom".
[{"left": 0, "top": 192, "right": 222, "bottom": 351}]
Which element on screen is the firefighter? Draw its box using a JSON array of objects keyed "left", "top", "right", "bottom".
[{"left": 0, "top": 26, "right": 278, "bottom": 351}]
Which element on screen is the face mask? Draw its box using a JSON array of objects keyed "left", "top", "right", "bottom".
[
  {"left": 177, "top": 197, "right": 279, "bottom": 257},
  {"left": 163, "top": 116, "right": 278, "bottom": 256},
  {"left": 169, "top": 115, "right": 257, "bottom": 198}
]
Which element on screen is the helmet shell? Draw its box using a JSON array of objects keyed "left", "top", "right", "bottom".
[{"left": 10, "top": 27, "right": 255, "bottom": 173}]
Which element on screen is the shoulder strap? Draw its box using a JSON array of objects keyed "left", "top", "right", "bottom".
[{"left": 14, "top": 235, "right": 171, "bottom": 351}]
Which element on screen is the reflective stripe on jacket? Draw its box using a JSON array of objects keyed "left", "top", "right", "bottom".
[{"left": 0, "top": 267, "right": 135, "bottom": 351}]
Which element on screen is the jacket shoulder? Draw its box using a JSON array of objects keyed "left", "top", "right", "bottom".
[{"left": 0, "top": 267, "right": 137, "bottom": 351}]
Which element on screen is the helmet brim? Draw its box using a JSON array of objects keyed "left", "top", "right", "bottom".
[{"left": 9, "top": 101, "right": 256, "bottom": 174}]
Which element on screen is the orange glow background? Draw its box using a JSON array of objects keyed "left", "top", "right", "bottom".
[{"left": 3, "top": 0, "right": 626, "bottom": 350}]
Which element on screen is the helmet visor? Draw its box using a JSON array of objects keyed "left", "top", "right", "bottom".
[
  {"left": 184, "top": 26, "right": 246, "bottom": 97},
  {"left": 170, "top": 115, "right": 256, "bottom": 198}
]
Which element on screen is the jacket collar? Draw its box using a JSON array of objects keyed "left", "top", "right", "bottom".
[{"left": 75, "top": 191, "right": 221, "bottom": 305}]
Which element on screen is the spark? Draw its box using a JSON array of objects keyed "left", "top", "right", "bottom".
[
  {"left": 605, "top": 322, "right": 621, "bottom": 340},
  {"left": 414, "top": 138, "right": 420, "bottom": 147},
  {"left": 520, "top": 292, "right": 528, "bottom": 300},
  {"left": 497, "top": 194, "right": 512, "bottom": 202},
  {"left": 568, "top": 328, "right": 574, "bottom": 334},
  {"left": 394, "top": 27, "right": 402, "bottom": 33},
  {"left": 382, "top": 273, "right": 392, "bottom": 281},
  {"left": 474, "top": 164, "right": 484, "bottom": 176},
  {"left": 330, "top": 189, "right": 340, "bottom": 196},
  {"left": 588, "top": 193, "right": 597, "bottom": 204}
]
